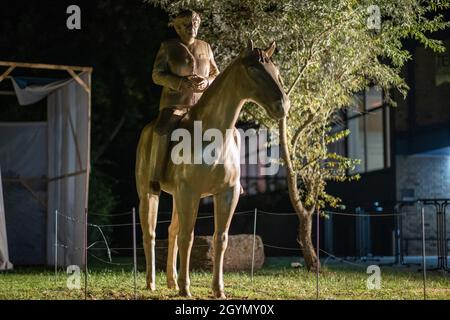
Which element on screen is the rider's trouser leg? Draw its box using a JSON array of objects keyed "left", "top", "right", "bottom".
[{"left": 148, "top": 132, "right": 169, "bottom": 194}]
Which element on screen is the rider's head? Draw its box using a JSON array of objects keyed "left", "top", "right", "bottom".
[{"left": 171, "top": 10, "right": 201, "bottom": 45}]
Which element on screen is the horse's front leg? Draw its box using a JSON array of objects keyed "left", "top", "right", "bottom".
[
  {"left": 166, "top": 198, "right": 179, "bottom": 290},
  {"left": 174, "top": 191, "right": 200, "bottom": 297},
  {"left": 212, "top": 184, "right": 240, "bottom": 299},
  {"left": 139, "top": 192, "right": 159, "bottom": 291}
]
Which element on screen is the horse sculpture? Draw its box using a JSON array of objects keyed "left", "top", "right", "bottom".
[{"left": 136, "top": 39, "right": 290, "bottom": 298}]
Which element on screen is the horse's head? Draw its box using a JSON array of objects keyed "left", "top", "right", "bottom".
[{"left": 238, "top": 39, "right": 290, "bottom": 119}]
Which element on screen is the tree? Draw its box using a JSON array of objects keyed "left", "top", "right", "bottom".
[{"left": 145, "top": 0, "right": 449, "bottom": 270}]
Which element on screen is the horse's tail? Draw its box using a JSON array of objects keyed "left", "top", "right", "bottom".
[{"left": 135, "top": 121, "right": 155, "bottom": 199}]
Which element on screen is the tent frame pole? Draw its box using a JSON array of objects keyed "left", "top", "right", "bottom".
[
  {"left": 0, "top": 61, "right": 92, "bottom": 73},
  {"left": 0, "top": 65, "right": 16, "bottom": 83},
  {"left": 0, "top": 60, "right": 93, "bottom": 271}
]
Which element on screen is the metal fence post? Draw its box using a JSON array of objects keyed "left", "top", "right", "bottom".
[
  {"left": 316, "top": 209, "right": 320, "bottom": 300},
  {"left": 420, "top": 203, "right": 426, "bottom": 300},
  {"left": 84, "top": 207, "right": 88, "bottom": 300},
  {"left": 54, "top": 209, "right": 58, "bottom": 280},
  {"left": 251, "top": 208, "right": 258, "bottom": 282},
  {"left": 132, "top": 207, "right": 137, "bottom": 300},
  {"left": 394, "top": 204, "right": 400, "bottom": 265}
]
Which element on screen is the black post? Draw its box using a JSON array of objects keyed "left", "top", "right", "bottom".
[
  {"left": 316, "top": 209, "right": 320, "bottom": 300},
  {"left": 132, "top": 207, "right": 137, "bottom": 300},
  {"left": 84, "top": 207, "right": 88, "bottom": 300},
  {"left": 420, "top": 204, "right": 426, "bottom": 300}
]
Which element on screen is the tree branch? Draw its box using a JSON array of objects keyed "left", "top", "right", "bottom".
[{"left": 291, "top": 113, "right": 315, "bottom": 153}]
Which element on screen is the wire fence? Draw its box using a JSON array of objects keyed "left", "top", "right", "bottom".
[{"left": 49, "top": 200, "right": 448, "bottom": 300}]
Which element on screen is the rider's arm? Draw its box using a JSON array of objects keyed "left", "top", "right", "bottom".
[
  {"left": 207, "top": 44, "right": 219, "bottom": 86},
  {"left": 152, "top": 42, "right": 184, "bottom": 91}
]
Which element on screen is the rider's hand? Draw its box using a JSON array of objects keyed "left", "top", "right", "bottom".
[
  {"left": 179, "top": 77, "right": 195, "bottom": 91},
  {"left": 188, "top": 75, "right": 209, "bottom": 93}
]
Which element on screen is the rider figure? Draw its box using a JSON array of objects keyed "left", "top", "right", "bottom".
[{"left": 149, "top": 10, "right": 219, "bottom": 194}]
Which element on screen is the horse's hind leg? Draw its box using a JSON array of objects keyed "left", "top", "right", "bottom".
[
  {"left": 136, "top": 124, "right": 159, "bottom": 290},
  {"left": 139, "top": 193, "right": 159, "bottom": 290},
  {"left": 166, "top": 198, "right": 179, "bottom": 290}
]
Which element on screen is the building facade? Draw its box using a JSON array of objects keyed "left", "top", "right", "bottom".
[{"left": 327, "top": 36, "right": 450, "bottom": 258}]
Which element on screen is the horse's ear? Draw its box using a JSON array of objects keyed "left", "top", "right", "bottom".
[{"left": 265, "top": 41, "right": 276, "bottom": 58}]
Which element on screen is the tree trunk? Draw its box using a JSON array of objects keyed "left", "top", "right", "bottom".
[
  {"left": 297, "top": 212, "right": 320, "bottom": 272},
  {"left": 279, "top": 118, "right": 319, "bottom": 271}
]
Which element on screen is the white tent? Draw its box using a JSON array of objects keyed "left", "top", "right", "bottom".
[
  {"left": 0, "top": 167, "right": 13, "bottom": 270},
  {"left": 0, "top": 61, "right": 92, "bottom": 268}
]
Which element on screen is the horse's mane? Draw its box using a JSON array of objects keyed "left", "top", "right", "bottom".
[
  {"left": 192, "top": 55, "right": 240, "bottom": 109},
  {"left": 190, "top": 48, "right": 268, "bottom": 114}
]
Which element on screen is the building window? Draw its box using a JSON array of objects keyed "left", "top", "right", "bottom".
[
  {"left": 347, "top": 87, "right": 390, "bottom": 174},
  {"left": 239, "top": 128, "right": 287, "bottom": 196}
]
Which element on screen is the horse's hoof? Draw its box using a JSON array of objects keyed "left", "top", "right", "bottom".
[
  {"left": 179, "top": 288, "right": 192, "bottom": 297},
  {"left": 146, "top": 283, "right": 156, "bottom": 291},
  {"left": 167, "top": 280, "right": 179, "bottom": 290},
  {"left": 213, "top": 290, "right": 226, "bottom": 299}
]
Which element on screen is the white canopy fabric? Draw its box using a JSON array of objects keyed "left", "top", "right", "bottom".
[
  {"left": 12, "top": 77, "right": 73, "bottom": 106},
  {"left": 0, "top": 167, "right": 13, "bottom": 270},
  {"left": 0, "top": 122, "right": 47, "bottom": 266},
  {"left": 47, "top": 72, "right": 90, "bottom": 267},
  {"left": 0, "top": 71, "right": 90, "bottom": 268}
]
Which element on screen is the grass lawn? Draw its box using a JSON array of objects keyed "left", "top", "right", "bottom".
[{"left": 1, "top": 257, "right": 449, "bottom": 300}]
